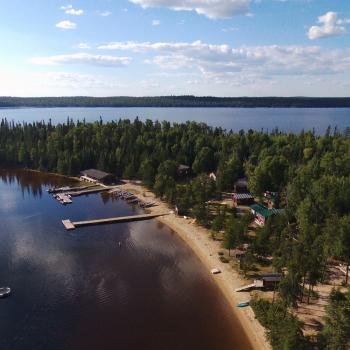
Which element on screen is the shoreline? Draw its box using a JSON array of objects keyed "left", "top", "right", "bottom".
[{"left": 119, "top": 181, "right": 270, "bottom": 350}]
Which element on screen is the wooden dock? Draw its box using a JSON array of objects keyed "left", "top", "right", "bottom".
[{"left": 62, "top": 212, "right": 168, "bottom": 230}]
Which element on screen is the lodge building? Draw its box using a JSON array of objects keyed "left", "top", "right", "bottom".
[{"left": 80, "top": 169, "right": 116, "bottom": 185}]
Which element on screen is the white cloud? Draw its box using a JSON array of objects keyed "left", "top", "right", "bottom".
[
  {"left": 99, "top": 11, "right": 112, "bottom": 16},
  {"left": 56, "top": 20, "right": 77, "bottom": 30},
  {"left": 221, "top": 26, "right": 237, "bottom": 32},
  {"left": 61, "top": 4, "right": 84, "bottom": 16},
  {"left": 77, "top": 43, "right": 91, "bottom": 49},
  {"left": 128, "top": 0, "right": 250, "bottom": 19},
  {"left": 152, "top": 19, "right": 161, "bottom": 26},
  {"left": 97, "top": 40, "right": 350, "bottom": 78},
  {"left": 30, "top": 53, "right": 132, "bottom": 67},
  {"left": 308, "top": 12, "right": 348, "bottom": 40}
]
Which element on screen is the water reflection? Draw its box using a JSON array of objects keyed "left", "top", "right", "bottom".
[
  {"left": 0, "top": 170, "right": 252, "bottom": 350},
  {"left": 0, "top": 168, "right": 75, "bottom": 198}
]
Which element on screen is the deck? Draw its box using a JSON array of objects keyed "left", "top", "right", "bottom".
[{"left": 62, "top": 212, "right": 168, "bottom": 230}]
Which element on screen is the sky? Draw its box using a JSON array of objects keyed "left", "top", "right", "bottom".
[{"left": 0, "top": 0, "right": 349, "bottom": 97}]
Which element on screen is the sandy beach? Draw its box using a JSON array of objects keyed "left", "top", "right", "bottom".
[{"left": 119, "top": 181, "right": 270, "bottom": 350}]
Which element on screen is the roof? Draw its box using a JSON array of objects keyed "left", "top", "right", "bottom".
[
  {"left": 235, "top": 178, "right": 248, "bottom": 187},
  {"left": 261, "top": 273, "right": 282, "bottom": 282},
  {"left": 233, "top": 192, "right": 254, "bottom": 200},
  {"left": 81, "top": 169, "right": 114, "bottom": 180},
  {"left": 250, "top": 203, "right": 284, "bottom": 218},
  {"left": 178, "top": 164, "right": 190, "bottom": 171}
]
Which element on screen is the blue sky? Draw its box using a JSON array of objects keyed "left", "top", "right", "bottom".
[{"left": 0, "top": 0, "right": 349, "bottom": 96}]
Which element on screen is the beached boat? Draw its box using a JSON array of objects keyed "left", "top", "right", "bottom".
[
  {"left": 0, "top": 287, "right": 11, "bottom": 298},
  {"left": 211, "top": 268, "right": 221, "bottom": 274},
  {"left": 237, "top": 301, "right": 249, "bottom": 308}
]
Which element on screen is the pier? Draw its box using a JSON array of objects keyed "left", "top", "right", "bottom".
[{"left": 62, "top": 212, "right": 168, "bottom": 230}]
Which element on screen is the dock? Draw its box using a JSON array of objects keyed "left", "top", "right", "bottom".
[{"left": 62, "top": 212, "right": 168, "bottom": 230}]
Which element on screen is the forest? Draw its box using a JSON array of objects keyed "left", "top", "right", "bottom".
[
  {"left": 1, "top": 96, "right": 350, "bottom": 108},
  {"left": 1, "top": 117, "right": 350, "bottom": 349}
]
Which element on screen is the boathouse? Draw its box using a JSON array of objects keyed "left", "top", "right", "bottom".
[
  {"left": 80, "top": 169, "right": 116, "bottom": 185},
  {"left": 250, "top": 203, "right": 283, "bottom": 226},
  {"left": 232, "top": 192, "right": 255, "bottom": 206}
]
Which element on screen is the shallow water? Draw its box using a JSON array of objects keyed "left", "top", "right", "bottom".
[{"left": 0, "top": 169, "right": 252, "bottom": 350}]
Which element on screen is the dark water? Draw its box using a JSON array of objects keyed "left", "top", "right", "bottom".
[
  {"left": 1, "top": 107, "right": 350, "bottom": 134},
  {"left": 0, "top": 169, "right": 252, "bottom": 350}
]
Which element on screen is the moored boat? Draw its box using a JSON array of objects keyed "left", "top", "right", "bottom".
[
  {"left": 0, "top": 287, "right": 11, "bottom": 298},
  {"left": 237, "top": 301, "right": 249, "bottom": 308}
]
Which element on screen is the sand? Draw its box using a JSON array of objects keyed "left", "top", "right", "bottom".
[{"left": 119, "top": 181, "right": 271, "bottom": 350}]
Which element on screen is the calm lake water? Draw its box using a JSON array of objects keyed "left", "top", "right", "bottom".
[
  {"left": 0, "top": 169, "right": 252, "bottom": 350},
  {"left": 1, "top": 107, "right": 350, "bottom": 134}
]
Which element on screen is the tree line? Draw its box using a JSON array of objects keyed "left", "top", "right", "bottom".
[
  {"left": 1, "top": 96, "right": 350, "bottom": 108},
  {"left": 1, "top": 117, "right": 350, "bottom": 348}
]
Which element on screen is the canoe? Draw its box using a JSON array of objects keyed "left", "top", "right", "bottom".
[
  {"left": 0, "top": 287, "right": 11, "bottom": 298},
  {"left": 237, "top": 301, "right": 249, "bottom": 308}
]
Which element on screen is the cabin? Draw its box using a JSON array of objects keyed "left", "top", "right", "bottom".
[
  {"left": 80, "top": 169, "right": 116, "bottom": 185},
  {"left": 261, "top": 273, "right": 282, "bottom": 287},
  {"left": 250, "top": 203, "right": 284, "bottom": 226},
  {"left": 234, "top": 178, "right": 248, "bottom": 193},
  {"left": 177, "top": 164, "right": 190, "bottom": 178},
  {"left": 232, "top": 192, "right": 255, "bottom": 206}
]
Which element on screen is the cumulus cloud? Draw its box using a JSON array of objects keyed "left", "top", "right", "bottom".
[
  {"left": 61, "top": 4, "right": 84, "bottom": 16},
  {"left": 97, "top": 40, "right": 350, "bottom": 78},
  {"left": 56, "top": 20, "right": 77, "bottom": 30},
  {"left": 30, "top": 53, "right": 131, "bottom": 67},
  {"left": 128, "top": 0, "right": 250, "bottom": 19},
  {"left": 308, "top": 12, "right": 348, "bottom": 40}
]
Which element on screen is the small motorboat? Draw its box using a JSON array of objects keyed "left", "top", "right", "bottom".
[
  {"left": 0, "top": 287, "right": 11, "bottom": 298},
  {"left": 237, "top": 301, "right": 249, "bottom": 308},
  {"left": 211, "top": 268, "right": 221, "bottom": 274}
]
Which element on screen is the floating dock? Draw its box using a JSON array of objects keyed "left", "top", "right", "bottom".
[{"left": 62, "top": 212, "right": 168, "bottom": 230}]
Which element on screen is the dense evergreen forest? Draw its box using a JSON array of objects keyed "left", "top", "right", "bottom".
[
  {"left": 1, "top": 96, "right": 350, "bottom": 108},
  {"left": 2, "top": 117, "right": 350, "bottom": 349}
]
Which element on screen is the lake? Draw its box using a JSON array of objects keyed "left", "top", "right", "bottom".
[
  {"left": 0, "top": 169, "right": 252, "bottom": 350},
  {"left": 1, "top": 107, "right": 350, "bottom": 134}
]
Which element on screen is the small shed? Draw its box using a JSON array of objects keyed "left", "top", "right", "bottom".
[
  {"left": 234, "top": 178, "right": 248, "bottom": 193},
  {"left": 232, "top": 192, "right": 255, "bottom": 206},
  {"left": 177, "top": 164, "right": 190, "bottom": 177},
  {"left": 261, "top": 273, "right": 282, "bottom": 287},
  {"left": 80, "top": 169, "right": 116, "bottom": 185},
  {"left": 250, "top": 203, "right": 284, "bottom": 226}
]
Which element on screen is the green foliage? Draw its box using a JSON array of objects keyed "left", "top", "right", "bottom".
[
  {"left": 251, "top": 298, "right": 309, "bottom": 350},
  {"left": 321, "top": 288, "right": 350, "bottom": 350},
  {"left": 3, "top": 118, "right": 350, "bottom": 350}
]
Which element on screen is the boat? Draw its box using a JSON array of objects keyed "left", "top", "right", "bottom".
[
  {"left": 211, "top": 268, "right": 221, "bottom": 274},
  {"left": 237, "top": 301, "right": 250, "bottom": 308},
  {"left": 0, "top": 287, "right": 11, "bottom": 298}
]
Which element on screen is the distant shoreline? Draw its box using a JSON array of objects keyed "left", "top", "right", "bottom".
[{"left": 0, "top": 96, "right": 350, "bottom": 108}]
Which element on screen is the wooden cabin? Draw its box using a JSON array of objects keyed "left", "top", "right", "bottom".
[{"left": 261, "top": 273, "right": 282, "bottom": 287}]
